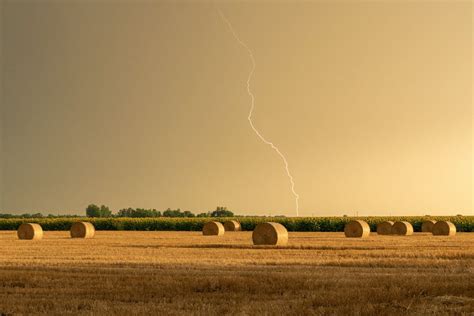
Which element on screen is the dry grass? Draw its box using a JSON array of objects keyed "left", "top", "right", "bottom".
[
  {"left": 433, "top": 221, "right": 457, "bottom": 236},
  {"left": 392, "top": 221, "right": 414, "bottom": 236},
  {"left": 202, "top": 221, "right": 224, "bottom": 236},
  {"left": 70, "top": 222, "right": 95, "bottom": 239},
  {"left": 422, "top": 220, "right": 437, "bottom": 233},
  {"left": 16, "top": 223, "right": 43, "bottom": 240},
  {"left": 224, "top": 220, "right": 241, "bottom": 232},
  {"left": 0, "top": 231, "right": 472, "bottom": 315},
  {"left": 344, "top": 220, "right": 370, "bottom": 238},
  {"left": 252, "top": 222, "right": 288, "bottom": 246},
  {"left": 377, "top": 221, "right": 394, "bottom": 235}
]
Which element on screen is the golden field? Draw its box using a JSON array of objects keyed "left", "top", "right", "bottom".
[{"left": 0, "top": 231, "right": 472, "bottom": 315}]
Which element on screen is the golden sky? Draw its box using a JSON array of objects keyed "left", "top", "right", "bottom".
[{"left": 1, "top": 1, "right": 472, "bottom": 216}]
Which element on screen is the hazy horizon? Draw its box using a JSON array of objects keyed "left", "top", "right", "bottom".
[{"left": 0, "top": 1, "right": 472, "bottom": 216}]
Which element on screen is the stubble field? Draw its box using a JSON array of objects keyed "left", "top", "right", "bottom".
[{"left": 0, "top": 231, "right": 473, "bottom": 315}]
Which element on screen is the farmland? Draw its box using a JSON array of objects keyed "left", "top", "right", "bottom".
[
  {"left": 0, "top": 230, "right": 473, "bottom": 315},
  {"left": 0, "top": 216, "right": 473, "bottom": 232}
]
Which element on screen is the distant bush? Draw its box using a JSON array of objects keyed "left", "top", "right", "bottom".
[
  {"left": 89, "top": 205, "right": 225, "bottom": 218},
  {"left": 162, "top": 208, "right": 195, "bottom": 218},
  {"left": 0, "top": 216, "right": 472, "bottom": 232},
  {"left": 210, "top": 206, "right": 234, "bottom": 217},
  {"left": 86, "top": 204, "right": 112, "bottom": 218},
  {"left": 117, "top": 208, "right": 162, "bottom": 218}
]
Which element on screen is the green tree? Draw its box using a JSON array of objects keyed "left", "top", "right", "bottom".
[
  {"left": 99, "top": 205, "right": 112, "bottom": 217},
  {"left": 163, "top": 208, "right": 184, "bottom": 217},
  {"left": 183, "top": 211, "right": 195, "bottom": 218},
  {"left": 86, "top": 204, "right": 100, "bottom": 217},
  {"left": 116, "top": 208, "right": 133, "bottom": 217},
  {"left": 86, "top": 204, "right": 112, "bottom": 217},
  {"left": 211, "top": 206, "right": 234, "bottom": 217},
  {"left": 117, "top": 208, "right": 162, "bottom": 218}
]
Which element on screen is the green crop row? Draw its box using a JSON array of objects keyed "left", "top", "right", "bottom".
[{"left": 0, "top": 216, "right": 472, "bottom": 232}]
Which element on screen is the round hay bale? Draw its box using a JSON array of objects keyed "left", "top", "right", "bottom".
[
  {"left": 432, "top": 221, "right": 456, "bottom": 236},
  {"left": 202, "top": 221, "right": 225, "bottom": 236},
  {"left": 421, "top": 220, "right": 436, "bottom": 233},
  {"left": 70, "top": 222, "right": 95, "bottom": 239},
  {"left": 223, "top": 220, "right": 241, "bottom": 231},
  {"left": 252, "top": 222, "right": 288, "bottom": 246},
  {"left": 376, "top": 221, "right": 394, "bottom": 235},
  {"left": 344, "top": 220, "right": 370, "bottom": 238},
  {"left": 17, "top": 223, "right": 43, "bottom": 240},
  {"left": 391, "top": 221, "right": 413, "bottom": 235}
]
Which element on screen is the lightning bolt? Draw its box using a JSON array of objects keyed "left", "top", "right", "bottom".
[{"left": 217, "top": 9, "right": 300, "bottom": 216}]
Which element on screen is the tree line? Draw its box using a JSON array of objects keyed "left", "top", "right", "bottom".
[
  {"left": 85, "top": 205, "right": 235, "bottom": 218},
  {"left": 0, "top": 213, "right": 80, "bottom": 219},
  {"left": 0, "top": 206, "right": 235, "bottom": 219}
]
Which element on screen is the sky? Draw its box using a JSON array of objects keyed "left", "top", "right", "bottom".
[{"left": 0, "top": 0, "right": 472, "bottom": 216}]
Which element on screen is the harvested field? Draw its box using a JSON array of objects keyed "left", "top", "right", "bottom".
[{"left": 0, "top": 231, "right": 473, "bottom": 315}]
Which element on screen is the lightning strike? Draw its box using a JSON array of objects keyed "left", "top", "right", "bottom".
[{"left": 217, "top": 9, "right": 300, "bottom": 216}]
